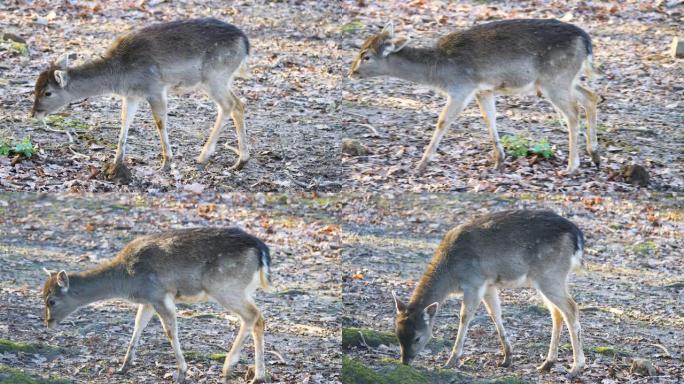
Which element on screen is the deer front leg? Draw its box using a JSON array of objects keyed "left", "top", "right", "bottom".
[
  {"left": 104, "top": 97, "right": 139, "bottom": 184},
  {"left": 155, "top": 296, "right": 187, "bottom": 383},
  {"left": 416, "top": 90, "right": 473, "bottom": 174},
  {"left": 119, "top": 304, "right": 154, "bottom": 373},
  {"left": 444, "top": 286, "right": 484, "bottom": 368},
  {"left": 475, "top": 92, "right": 505, "bottom": 169}
]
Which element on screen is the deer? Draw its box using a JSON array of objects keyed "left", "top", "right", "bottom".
[
  {"left": 349, "top": 19, "right": 600, "bottom": 176},
  {"left": 392, "top": 210, "right": 586, "bottom": 379},
  {"left": 42, "top": 227, "right": 271, "bottom": 384},
  {"left": 31, "top": 18, "right": 251, "bottom": 184}
]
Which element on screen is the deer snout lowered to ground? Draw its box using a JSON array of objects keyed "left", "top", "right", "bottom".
[
  {"left": 31, "top": 18, "right": 251, "bottom": 184},
  {"left": 349, "top": 19, "right": 600, "bottom": 176},
  {"left": 42, "top": 227, "right": 272, "bottom": 384},
  {"left": 392, "top": 210, "right": 586, "bottom": 379}
]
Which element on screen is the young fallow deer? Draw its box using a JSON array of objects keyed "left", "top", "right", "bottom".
[
  {"left": 42, "top": 228, "right": 271, "bottom": 384},
  {"left": 392, "top": 210, "right": 586, "bottom": 379},
  {"left": 349, "top": 19, "right": 599, "bottom": 175},
  {"left": 31, "top": 18, "right": 251, "bottom": 183}
]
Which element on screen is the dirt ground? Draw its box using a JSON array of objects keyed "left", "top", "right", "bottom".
[
  {"left": 0, "top": 0, "right": 681, "bottom": 193},
  {"left": 0, "top": 192, "right": 342, "bottom": 383},
  {"left": 341, "top": 193, "right": 683, "bottom": 383}
]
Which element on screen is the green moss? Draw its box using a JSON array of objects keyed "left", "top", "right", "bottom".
[
  {"left": 525, "top": 304, "right": 549, "bottom": 316},
  {"left": 0, "top": 365, "right": 70, "bottom": 384},
  {"left": 0, "top": 339, "right": 62, "bottom": 358},
  {"left": 342, "top": 357, "right": 471, "bottom": 384},
  {"left": 475, "top": 378, "right": 529, "bottom": 384},
  {"left": 45, "top": 116, "right": 90, "bottom": 131},
  {"left": 342, "top": 327, "right": 397, "bottom": 349},
  {"left": 341, "top": 21, "right": 364, "bottom": 33},
  {"left": 632, "top": 240, "right": 656, "bottom": 255},
  {"left": 209, "top": 353, "right": 226, "bottom": 361},
  {"left": 591, "top": 346, "right": 615, "bottom": 356}
]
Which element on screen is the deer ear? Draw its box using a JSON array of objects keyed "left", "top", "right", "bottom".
[
  {"left": 424, "top": 302, "right": 439, "bottom": 319},
  {"left": 382, "top": 21, "right": 395, "bottom": 36},
  {"left": 43, "top": 267, "right": 54, "bottom": 277},
  {"left": 56, "top": 270, "right": 69, "bottom": 290},
  {"left": 54, "top": 53, "right": 70, "bottom": 69},
  {"left": 379, "top": 36, "right": 410, "bottom": 57},
  {"left": 53, "top": 70, "right": 68, "bottom": 88},
  {"left": 392, "top": 291, "right": 407, "bottom": 313}
]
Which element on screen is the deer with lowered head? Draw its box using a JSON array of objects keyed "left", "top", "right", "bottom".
[
  {"left": 42, "top": 227, "right": 271, "bottom": 384},
  {"left": 349, "top": 19, "right": 600, "bottom": 175},
  {"left": 392, "top": 210, "right": 586, "bottom": 379},
  {"left": 32, "top": 18, "right": 251, "bottom": 183}
]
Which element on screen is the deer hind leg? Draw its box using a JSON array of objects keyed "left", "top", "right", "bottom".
[
  {"left": 216, "top": 297, "right": 266, "bottom": 384},
  {"left": 475, "top": 92, "right": 505, "bottom": 169},
  {"left": 536, "top": 303, "right": 563, "bottom": 372},
  {"left": 482, "top": 286, "right": 512, "bottom": 367},
  {"left": 537, "top": 280, "right": 585, "bottom": 378},
  {"left": 199, "top": 79, "right": 249, "bottom": 170},
  {"left": 148, "top": 91, "right": 172, "bottom": 171},
  {"left": 574, "top": 84, "right": 599, "bottom": 167},
  {"left": 113, "top": 97, "right": 140, "bottom": 166},
  {"left": 417, "top": 89, "right": 475, "bottom": 174},
  {"left": 444, "top": 284, "right": 485, "bottom": 368},
  {"left": 119, "top": 304, "right": 155, "bottom": 373},
  {"left": 543, "top": 86, "right": 581, "bottom": 175},
  {"left": 155, "top": 296, "right": 187, "bottom": 383}
]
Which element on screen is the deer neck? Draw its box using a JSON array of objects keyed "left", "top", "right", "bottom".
[
  {"left": 408, "top": 255, "right": 452, "bottom": 310},
  {"left": 65, "top": 58, "right": 120, "bottom": 98},
  {"left": 68, "top": 262, "right": 130, "bottom": 305},
  {"left": 386, "top": 46, "right": 443, "bottom": 86}
]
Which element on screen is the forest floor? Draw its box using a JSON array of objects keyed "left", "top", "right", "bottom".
[
  {"left": 341, "top": 192, "right": 683, "bottom": 383},
  {"left": 0, "top": 192, "right": 343, "bottom": 383},
  {"left": 0, "top": 0, "right": 681, "bottom": 193}
]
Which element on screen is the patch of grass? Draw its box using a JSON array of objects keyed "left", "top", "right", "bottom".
[
  {"left": 0, "top": 339, "right": 62, "bottom": 358},
  {"left": 341, "top": 20, "right": 364, "bottom": 33},
  {"left": 342, "top": 327, "right": 397, "bottom": 349},
  {"left": 209, "top": 353, "right": 226, "bottom": 361},
  {"left": 0, "top": 137, "right": 36, "bottom": 158},
  {"left": 342, "top": 357, "right": 473, "bottom": 384},
  {"left": 632, "top": 240, "right": 656, "bottom": 255},
  {"left": 475, "top": 378, "right": 529, "bottom": 384},
  {"left": 591, "top": 346, "right": 616, "bottom": 356},
  {"left": 0, "top": 37, "right": 28, "bottom": 56},
  {"left": 0, "top": 365, "right": 70, "bottom": 384},
  {"left": 46, "top": 116, "right": 90, "bottom": 131},
  {"left": 524, "top": 304, "right": 549, "bottom": 316},
  {"left": 501, "top": 135, "right": 554, "bottom": 159}
]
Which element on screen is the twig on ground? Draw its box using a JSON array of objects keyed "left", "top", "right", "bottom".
[
  {"left": 357, "top": 330, "right": 372, "bottom": 349},
  {"left": 68, "top": 145, "right": 90, "bottom": 159},
  {"left": 356, "top": 123, "right": 380, "bottom": 137}
]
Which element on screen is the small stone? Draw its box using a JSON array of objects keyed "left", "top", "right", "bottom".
[
  {"left": 622, "top": 164, "right": 649, "bottom": 187},
  {"left": 630, "top": 358, "right": 657, "bottom": 376},
  {"left": 341, "top": 138, "right": 370, "bottom": 157}
]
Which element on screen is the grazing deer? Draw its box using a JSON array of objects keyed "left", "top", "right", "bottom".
[
  {"left": 31, "top": 18, "right": 251, "bottom": 183},
  {"left": 42, "top": 228, "right": 271, "bottom": 384},
  {"left": 392, "top": 210, "right": 586, "bottom": 379},
  {"left": 349, "top": 19, "right": 599, "bottom": 175}
]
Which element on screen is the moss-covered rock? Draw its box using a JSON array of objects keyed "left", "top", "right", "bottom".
[
  {"left": 0, "top": 339, "right": 63, "bottom": 358},
  {"left": 0, "top": 365, "right": 70, "bottom": 384},
  {"left": 342, "top": 327, "right": 397, "bottom": 349}
]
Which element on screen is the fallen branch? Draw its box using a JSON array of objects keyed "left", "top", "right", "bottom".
[
  {"left": 39, "top": 122, "right": 76, "bottom": 143},
  {"left": 356, "top": 123, "right": 380, "bottom": 137}
]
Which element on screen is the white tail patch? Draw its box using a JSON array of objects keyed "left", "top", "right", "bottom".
[{"left": 236, "top": 56, "right": 249, "bottom": 79}]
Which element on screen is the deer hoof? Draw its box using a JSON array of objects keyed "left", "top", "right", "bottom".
[
  {"left": 498, "top": 356, "right": 511, "bottom": 368},
  {"left": 415, "top": 161, "right": 428, "bottom": 175},
  {"left": 102, "top": 161, "right": 132, "bottom": 185},
  {"left": 590, "top": 151, "right": 601, "bottom": 168},
  {"left": 229, "top": 157, "right": 249, "bottom": 171},
  {"left": 536, "top": 360, "right": 555, "bottom": 372}
]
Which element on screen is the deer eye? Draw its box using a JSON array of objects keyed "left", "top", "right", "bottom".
[
  {"left": 48, "top": 299, "right": 55, "bottom": 306},
  {"left": 414, "top": 336, "right": 420, "bottom": 343},
  {"left": 363, "top": 55, "right": 370, "bottom": 61},
  {"left": 44, "top": 91, "right": 52, "bottom": 97}
]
